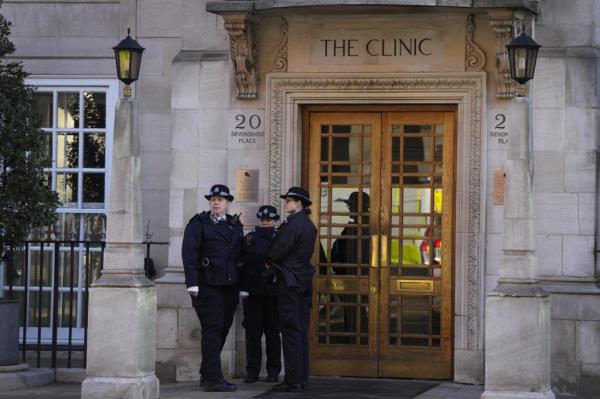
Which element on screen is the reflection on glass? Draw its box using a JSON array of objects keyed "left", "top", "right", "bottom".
[
  {"left": 321, "top": 136, "right": 329, "bottom": 161},
  {"left": 57, "top": 292, "right": 78, "bottom": 328},
  {"left": 404, "top": 136, "right": 432, "bottom": 162},
  {"left": 56, "top": 173, "right": 78, "bottom": 207},
  {"left": 58, "top": 250, "right": 79, "bottom": 287},
  {"left": 57, "top": 92, "right": 79, "bottom": 129},
  {"left": 83, "top": 133, "right": 106, "bottom": 168},
  {"left": 401, "top": 308, "right": 429, "bottom": 334},
  {"left": 392, "top": 137, "right": 400, "bottom": 161},
  {"left": 42, "top": 133, "right": 53, "bottom": 167},
  {"left": 434, "top": 189, "right": 443, "bottom": 213},
  {"left": 83, "top": 214, "right": 106, "bottom": 241},
  {"left": 332, "top": 125, "right": 351, "bottom": 134},
  {"left": 28, "top": 291, "right": 51, "bottom": 327},
  {"left": 34, "top": 93, "right": 53, "bottom": 128},
  {"left": 83, "top": 92, "right": 106, "bottom": 128},
  {"left": 57, "top": 133, "right": 79, "bottom": 168},
  {"left": 82, "top": 173, "right": 105, "bottom": 208},
  {"left": 55, "top": 213, "right": 81, "bottom": 240},
  {"left": 404, "top": 125, "right": 432, "bottom": 134},
  {"left": 403, "top": 188, "right": 431, "bottom": 213},
  {"left": 83, "top": 251, "right": 103, "bottom": 284},
  {"left": 435, "top": 136, "right": 443, "bottom": 161}
]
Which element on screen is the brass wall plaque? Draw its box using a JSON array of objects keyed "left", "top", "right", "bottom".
[
  {"left": 325, "top": 278, "right": 361, "bottom": 292},
  {"left": 493, "top": 170, "right": 505, "bottom": 205},
  {"left": 236, "top": 169, "right": 259, "bottom": 202}
]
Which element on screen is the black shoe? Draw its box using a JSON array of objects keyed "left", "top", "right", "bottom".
[
  {"left": 266, "top": 375, "right": 279, "bottom": 383},
  {"left": 244, "top": 374, "right": 259, "bottom": 383},
  {"left": 203, "top": 380, "right": 237, "bottom": 392},
  {"left": 199, "top": 378, "right": 207, "bottom": 388},
  {"left": 220, "top": 379, "right": 237, "bottom": 389},
  {"left": 301, "top": 381, "right": 308, "bottom": 391},
  {"left": 271, "top": 382, "right": 302, "bottom": 392}
]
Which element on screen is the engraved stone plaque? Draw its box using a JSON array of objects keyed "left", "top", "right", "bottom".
[{"left": 235, "top": 169, "right": 259, "bottom": 202}]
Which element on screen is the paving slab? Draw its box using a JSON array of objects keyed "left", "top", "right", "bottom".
[{"left": 0, "top": 378, "right": 588, "bottom": 399}]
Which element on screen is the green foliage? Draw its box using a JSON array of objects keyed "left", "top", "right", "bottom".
[{"left": 0, "top": 4, "right": 59, "bottom": 249}]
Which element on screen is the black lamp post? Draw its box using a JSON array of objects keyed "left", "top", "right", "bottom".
[
  {"left": 113, "top": 28, "right": 145, "bottom": 97},
  {"left": 506, "top": 32, "right": 541, "bottom": 88}
]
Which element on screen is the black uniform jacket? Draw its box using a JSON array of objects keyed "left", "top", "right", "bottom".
[
  {"left": 268, "top": 211, "right": 317, "bottom": 288},
  {"left": 239, "top": 227, "right": 278, "bottom": 296},
  {"left": 182, "top": 211, "right": 244, "bottom": 288}
]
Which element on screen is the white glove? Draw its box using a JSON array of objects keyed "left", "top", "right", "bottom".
[{"left": 240, "top": 291, "right": 250, "bottom": 298}]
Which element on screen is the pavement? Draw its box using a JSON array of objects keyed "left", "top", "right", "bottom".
[{"left": 0, "top": 377, "right": 586, "bottom": 399}]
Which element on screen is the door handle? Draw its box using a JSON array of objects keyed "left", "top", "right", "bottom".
[{"left": 370, "top": 235, "right": 379, "bottom": 268}]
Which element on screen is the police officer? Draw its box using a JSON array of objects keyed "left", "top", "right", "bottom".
[
  {"left": 268, "top": 187, "right": 317, "bottom": 392},
  {"left": 181, "top": 184, "right": 243, "bottom": 392},
  {"left": 239, "top": 205, "right": 281, "bottom": 384}
]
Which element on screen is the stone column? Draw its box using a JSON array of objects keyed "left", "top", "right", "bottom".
[
  {"left": 81, "top": 98, "right": 160, "bottom": 399},
  {"left": 482, "top": 96, "right": 554, "bottom": 399}
]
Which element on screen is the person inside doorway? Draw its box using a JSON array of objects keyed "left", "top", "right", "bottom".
[{"left": 239, "top": 205, "right": 282, "bottom": 384}]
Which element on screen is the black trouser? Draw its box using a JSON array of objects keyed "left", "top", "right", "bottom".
[
  {"left": 242, "top": 295, "right": 281, "bottom": 377},
  {"left": 278, "top": 282, "right": 312, "bottom": 385},
  {"left": 192, "top": 281, "right": 239, "bottom": 382}
]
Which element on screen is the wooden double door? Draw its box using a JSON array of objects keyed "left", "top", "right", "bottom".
[{"left": 305, "top": 107, "right": 456, "bottom": 379}]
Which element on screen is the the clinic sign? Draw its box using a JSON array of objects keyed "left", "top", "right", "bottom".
[{"left": 309, "top": 28, "right": 452, "bottom": 67}]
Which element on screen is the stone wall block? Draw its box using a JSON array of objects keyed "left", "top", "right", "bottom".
[
  {"left": 172, "top": 62, "right": 200, "bottom": 110},
  {"left": 535, "top": 193, "right": 579, "bottom": 235},
  {"left": 564, "top": 107, "right": 599, "bottom": 151},
  {"left": 454, "top": 349, "right": 484, "bottom": 385},
  {"left": 177, "top": 308, "right": 202, "bottom": 350},
  {"left": 578, "top": 193, "right": 596, "bottom": 235},
  {"left": 57, "top": 4, "right": 119, "bottom": 37},
  {"left": 566, "top": 57, "right": 599, "bottom": 108},
  {"left": 551, "top": 361, "right": 581, "bottom": 395},
  {"left": 168, "top": 190, "right": 185, "bottom": 229},
  {"left": 533, "top": 57, "right": 566, "bottom": 109},
  {"left": 484, "top": 233, "right": 503, "bottom": 277},
  {"left": 536, "top": 25, "right": 592, "bottom": 51},
  {"left": 2, "top": 4, "right": 58, "bottom": 37},
  {"left": 183, "top": 188, "right": 199, "bottom": 223},
  {"left": 197, "top": 150, "right": 228, "bottom": 187},
  {"left": 156, "top": 308, "right": 178, "bottom": 350},
  {"left": 552, "top": 319, "right": 576, "bottom": 361},
  {"left": 536, "top": 235, "right": 563, "bottom": 277},
  {"left": 172, "top": 110, "right": 199, "bottom": 151},
  {"left": 576, "top": 321, "right": 600, "bottom": 364},
  {"left": 157, "top": 281, "right": 191, "bottom": 309},
  {"left": 562, "top": 235, "right": 594, "bottom": 277},
  {"left": 138, "top": 0, "right": 182, "bottom": 38},
  {"left": 138, "top": 76, "right": 173, "bottom": 115},
  {"left": 552, "top": 294, "right": 600, "bottom": 321},
  {"left": 156, "top": 349, "right": 176, "bottom": 383},
  {"left": 171, "top": 151, "right": 198, "bottom": 190},
  {"left": 533, "top": 151, "right": 565, "bottom": 193},
  {"left": 175, "top": 349, "right": 202, "bottom": 381},
  {"left": 564, "top": 151, "right": 596, "bottom": 193},
  {"left": 198, "top": 61, "right": 232, "bottom": 109},
  {"left": 532, "top": 108, "right": 565, "bottom": 152},
  {"left": 198, "top": 109, "right": 228, "bottom": 150},
  {"left": 141, "top": 151, "right": 170, "bottom": 190}
]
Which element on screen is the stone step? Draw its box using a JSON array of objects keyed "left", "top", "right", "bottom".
[{"left": 0, "top": 368, "right": 54, "bottom": 391}]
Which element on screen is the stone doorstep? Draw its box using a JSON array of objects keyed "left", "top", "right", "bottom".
[
  {"left": 55, "top": 368, "right": 85, "bottom": 383},
  {"left": 0, "top": 368, "right": 54, "bottom": 391}
]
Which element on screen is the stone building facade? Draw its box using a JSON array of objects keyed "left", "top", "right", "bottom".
[{"left": 2, "top": 0, "right": 599, "bottom": 397}]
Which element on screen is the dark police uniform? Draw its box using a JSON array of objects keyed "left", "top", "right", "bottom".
[
  {"left": 268, "top": 188, "right": 317, "bottom": 390},
  {"left": 239, "top": 224, "right": 281, "bottom": 381},
  {"left": 182, "top": 204, "right": 243, "bottom": 387}
]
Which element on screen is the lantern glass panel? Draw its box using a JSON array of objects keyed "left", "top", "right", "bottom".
[
  {"left": 515, "top": 48, "right": 527, "bottom": 80},
  {"left": 526, "top": 48, "right": 539, "bottom": 82},
  {"left": 118, "top": 49, "right": 131, "bottom": 80},
  {"left": 130, "top": 51, "right": 142, "bottom": 81}
]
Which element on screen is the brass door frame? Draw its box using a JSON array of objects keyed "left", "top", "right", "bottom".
[{"left": 305, "top": 106, "right": 456, "bottom": 379}]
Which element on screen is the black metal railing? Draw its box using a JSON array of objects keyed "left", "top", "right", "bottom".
[{"left": 2, "top": 240, "right": 166, "bottom": 369}]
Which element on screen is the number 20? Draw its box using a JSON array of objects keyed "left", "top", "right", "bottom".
[{"left": 235, "top": 114, "right": 261, "bottom": 129}]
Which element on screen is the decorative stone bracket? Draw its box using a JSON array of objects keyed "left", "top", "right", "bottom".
[
  {"left": 223, "top": 13, "right": 258, "bottom": 99},
  {"left": 465, "top": 14, "right": 486, "bottom": 72},
  {"left": 489, "top": 12, "right": 524, "bottom": 99}
]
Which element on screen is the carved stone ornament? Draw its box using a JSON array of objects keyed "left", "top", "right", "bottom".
[
  {"left": 266, "top": 74, "right": 485, "bottom": 350},
  {"left": 224, "top": 15, "right": 258, "bottom": 99},
  {"left": 489, "top": 17, "right": 518, "bottom": 98},
  {"left": 269, "top": 17, "right": 288, "bottom": 73},
  {"left": 465, "top": 14, "right": 486, "bottom": 72}
]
